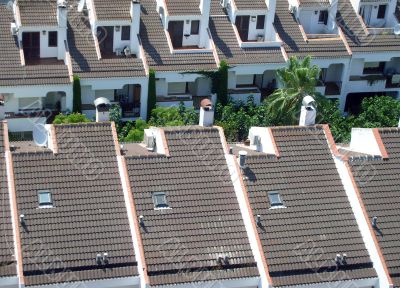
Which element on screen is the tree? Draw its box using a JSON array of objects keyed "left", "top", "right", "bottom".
[
  {"left": 72, "top": 75, "right": 82, "bottom": 113},
  {"left": 318, "top": 99, "right": 355, "bottom": 143},
  {"left": 53, "top": 113, "right": 91, "bottom": 124},
  {"left": 109, "top": 104, "right": 122, "bottom": 127},
  {"left": 354, "top": 96, "right": 400, "bottom": 128},
  {"left": 266, "top": 56, "right": 321, "bottom": 125},
  {"left": 217, "top": 61, "right": 229, "bottom": 106},
  {"left": 124, "top": 120, "right": 149, "bottom": 142},
  {"left": 147, "top": 69, "right": 157, "bottom": 120}
]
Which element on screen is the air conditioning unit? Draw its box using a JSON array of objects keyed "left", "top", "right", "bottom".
[
  {"left": 144, "top": 130, "right": 156, "bottom": 151},
  {"left": 10, "top": 23, "right": 18, "bottom": 36},
  {"left": 257, "top": 35, "right": 264, "bottom": 42},
  {"left": 123, "top": 46, "right": 131, "bottom": 57}
]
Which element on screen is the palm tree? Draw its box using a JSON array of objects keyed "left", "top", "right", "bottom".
[{"left": 266, "top": 56, "right": 321, "bottom": 125}]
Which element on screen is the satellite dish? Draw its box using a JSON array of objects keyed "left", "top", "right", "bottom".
[
  {"left": 77, "top": 0, "right": 85, "bottom": 12},
  {"left": 33, "top": 124, "right": 48, "bottom": 147},
  {"left": 394, "top": 24, "right": 400, "bottom": 35}
]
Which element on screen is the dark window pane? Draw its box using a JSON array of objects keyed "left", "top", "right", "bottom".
[
  {"left": 256, "top": 15, "right": 265, "bottom": 29},
  {"left": 377, "top": 5, "right": 386, "bottom": 19},
  {"left": 191, "top": 20, "right": 200, "bottom": 35},
  {"left": 318, "top": 10, "right": 328, "bottom": 24},
  {"left": 121, "top": 26, "right": 131, "bottom": 41},
  {"left": 48, "top": 31, "right": 57, "bottom": 47}
]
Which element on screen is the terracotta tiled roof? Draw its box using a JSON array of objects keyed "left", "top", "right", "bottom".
[
  {"left": 125, "top": 126, "right": 259, "bottom": 285},
  {"left": 93, "top": 0, "right": 132, "bottom": 20},
  {"left": 139, "top": 0, "right": 217, "bottom": 72},
  {"left": 165, "top": 0, "right": 201, "bottom": 15},
  {"left": 349, "top": 128, "right": 400, "bottom": 287},
  {"left": 0, "top": 4, "right": 70, "bottom": 86},
  {"left": 274, "top": 0, "right": 350, "bottom": 58},
  {"left": 18, "top": 0, "right": 58, "bottom": 26},
  {"left": 67, "top": 3, "right": 145, "bottom": 79},
  {"left": 337, "top": 0, "right": 400, "bottom": 53},
  {"left": 242, "top": 126, "right": 377, "bottom": 286},
  {"left": 0, "top": 123, "right": 17, "bottom": 278},
  {"left": 234, "top": 0, "right": 267, "bottom": 10},
  {"left": 209, "top": 14, "right": 285, "bottom": 65},
  {"left": 12, "top": 123, "right": 138, "bottom": 286}
]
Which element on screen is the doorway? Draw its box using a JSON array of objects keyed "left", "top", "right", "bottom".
[
  {"left": 168, "top": 21, "right": 184, "bottom": 48},
  {"left": 115, "top": 84, "right": 141, "bottom": 118},
  {"left": 235, "top": 16, "right": 250, "bottom": 42},
  {"left": 359, "top": 5, "right": 372, "bottom": 26},
  {"left": 22, "top": 32, "right": 40, "bottom": 60},
  {"left": 97, "top": 26, "right": 114, "bottom": 56}
]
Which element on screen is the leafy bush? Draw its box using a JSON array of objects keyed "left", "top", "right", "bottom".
[
  {"left": 354, "top": 96, "right": 400, "bottom": 128},
  {"left": 53, "top": 113, "right": 91, "bottom": 124},
  {"left": 123, "top": 120, "right": 149, "bottom": 142},
  {"left": 148, "top": 103, "right": 198, "bottom": 127}
]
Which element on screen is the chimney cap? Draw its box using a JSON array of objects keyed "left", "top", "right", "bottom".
[
  {"left": 302, "top": 95, "right": 316, "bottom": 107},
  {"left": 200, "top": 98, "right": 213, "bottom": 109}
]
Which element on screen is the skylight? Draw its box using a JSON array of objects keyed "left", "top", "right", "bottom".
[
  {"left": 38, "top": 190, "right": 53, "bottom": 208},
  {"left": 153, "top": 192, "right": 169, "bottom": 209},
  {"left": 268, "top": 191, "right": 284, "bottom": 208}
]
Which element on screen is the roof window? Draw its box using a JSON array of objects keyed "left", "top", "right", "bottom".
[
  {"left": 268, "top": 191, "right": 285, "bottom": 208},
  {"left": 153, "top": 192, "right": 169, "bottom": 209},
  {"left": 38, "top": 190, "right": 53, "bottom": 208}
]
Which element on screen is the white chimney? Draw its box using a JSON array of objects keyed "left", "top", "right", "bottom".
[
  {"left": 299, "top": 95, "right": 316, "bottom": 126},
  {"left": 94, "top": 97, "right": 111, "bottom": 122},
  {"left": 130, "top": 0, "right": 141, "bottom": 47},
  {"left": 199, "top": 99, "right": 214, "bottom": 127},
  {"left": 57, "top": 0, "right": 68, "bottom": 28}
]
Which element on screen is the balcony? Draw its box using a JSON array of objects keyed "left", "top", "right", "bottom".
[
  {"left": 316, "top": 81, "right": 342, "bottom": 96},
  {"left": 156, "top": 94, "right": 194, "bottom": 108},
  {"left": 229, "top": 85, "right": 262, "bottom": 105},
  {"left": 385, "top": 75, "right": 400, "bottom": 88},
  {"left": 349, "top": 75, "right": 387, "bottom": 90}
]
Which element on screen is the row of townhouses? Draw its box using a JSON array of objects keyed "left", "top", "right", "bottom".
[
  {"left": 0, "top": 101, "right": 399, "bottom": 288},
  {"left": 0, "top": 0, "right": 400, "bottom": 131}
]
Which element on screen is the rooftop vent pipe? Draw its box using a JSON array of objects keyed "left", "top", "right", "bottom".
[
  {"left": 238, "top": 150, "right": 247, "bottom": 169},
  {"left": 96, "top": 253, "right": 102, "bottom": 265},
  {"left": 19, "top": 214, "right": 25, "bottom": 224},
  {"left": 103, "top": 253, "right": 109, "bottom": 264},
  {"left": 372, "top": 216, "right": 377, "bottom": 228},
  {"left": 256, "top": 215, "right": 261, "bottom": 227},
  {"left": 139, "top": 215, "right": 144, "bottom": 226}
]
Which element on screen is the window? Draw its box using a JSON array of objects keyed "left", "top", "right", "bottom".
[
  {"left": 318, "top": 10, "right": 328, "bottom": 25},
  {"left": 38, "top": 190, "right": 53, "bottom": 207},
  {"left": 256, "top": 15, "right": 265, "bottom": 29},
  {"left": 48, "top": 31, "right": 57, "bottom": 47},
  {"left": 121, "top": 26, "right": 131, "bottom": 41},
  {"left": 268, "top": 191, "right": 284, "bottom": 208},
  {"left": 363, "top": 62, "right": 385, "bottom": 74},
  {"left": 153, "top": 192, "right": 169, "bottom": 209},
  {"left": 191, "top": 20, "right": 200, "bottom": 35},
  {"left": 377, "top": 5, "right": 387, "bottom": 19}
]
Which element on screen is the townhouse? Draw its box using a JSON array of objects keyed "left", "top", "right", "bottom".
[
  {"left": 0, "top": 0, "right": 400, "bottom": 132},
  {"left": 336, "top": 127, "right": 400, "bottom": 287}
]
